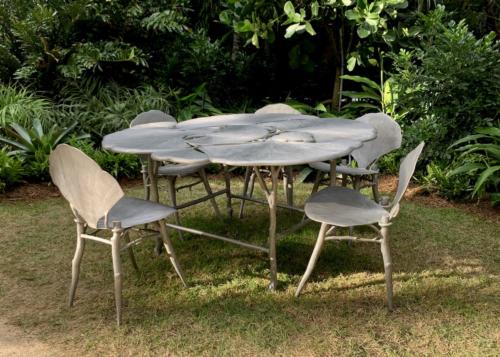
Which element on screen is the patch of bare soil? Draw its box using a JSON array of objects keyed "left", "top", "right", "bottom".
[
  {"left": 0, "top": 178, "right": 143, "bottom": 203},
  {"left": 0, "top": 319, "right": 67, "bottom": 357}
]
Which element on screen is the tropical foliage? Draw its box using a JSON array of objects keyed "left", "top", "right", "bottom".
[
  {"left": 450, "top": 127, "right": 500, "bottom": 205},
  {"left": 0, "top": 1, "right": 498, "bottom": 203}
]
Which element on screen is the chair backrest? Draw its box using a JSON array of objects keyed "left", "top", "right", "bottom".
[
  {"left": 351, "top": 113, "right": 402, "bottom": 169},
  {"left": 255, "top": 103, "right": 301, "bottom": 115},
  {"left": 130, "top": 110, "right": 176, "bottom": 127},
  {"left": 49, "top": 144, "right": 124, "bottom": 228},
  {"left": 391, "top": 142, "right": 425, "bottom": 211}
]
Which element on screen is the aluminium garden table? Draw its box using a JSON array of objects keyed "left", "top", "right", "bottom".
[{"left": 102, "top": 113, "right": 376, "bottom": 289}]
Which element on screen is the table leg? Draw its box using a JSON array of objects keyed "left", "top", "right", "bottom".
[
  {"left": 254, "top": 165, "right": 279, "bottom": 290},
  {"left": 147, "top": 157, "right": 163, "bottom": 255},
  {"left": 223, "top": 165, "right": 233, "bottom": 219},
  {"left": 284, "top": 166, "right": 294, "bottom": 208},
  {"left": 329, "top": 159, "right": 337, "bottom": 187}
]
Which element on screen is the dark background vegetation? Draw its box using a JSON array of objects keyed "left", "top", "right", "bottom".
[{"left": 0, "top": 0, "right": 498, "bottom": 203}]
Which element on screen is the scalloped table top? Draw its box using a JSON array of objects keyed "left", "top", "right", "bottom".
[{"left": 102, "top": 113, "right": 377, "bottom": 166}]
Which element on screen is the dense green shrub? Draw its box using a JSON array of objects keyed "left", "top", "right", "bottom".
[
  {"left": 67, "top": 137, "right": 140, "bottom": 179},
  {"left": 449, "top": 127, "right": 500, "bottom": 205},
  {"left": 391, "top": 7, "right": 500, "bottom": 164},
  {"left": 420, "top": 161, "right": 473, "bottom": 200},
  {"left": 0, "top": 148, "right": 23, "bottom": 192},
  {"left": 57, "top": 81, "right": 172, "bottom": 137},
  {"left": 0, "top": 85, "right": 53, "bottom": 128},
  {"left": 0, "top": 119, "right": 84, "bottom": 180}
]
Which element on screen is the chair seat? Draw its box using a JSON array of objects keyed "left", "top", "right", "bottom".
[
  {"left": 309, "top": 162, "right": 379, "bottom": 176},
  {"left": 305, "top": 186, "right": 388, "bottom": 227},
  {"left": 157, "top": 162, "right": 208, "bottom": 176},
  {"left": 96, "top": 197, "right": 176, "bottom": 229}
]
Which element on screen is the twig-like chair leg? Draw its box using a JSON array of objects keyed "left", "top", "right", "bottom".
[
  {"left": 69, "top": 218, "right": 86, "bottom": 307},
  {"left": 123, "top": 232, "right": 139, "bottom": 273},
  {"left": 199, "top": 168, "right": 222, "bottom": 219},
  {"left": 372, "top": 174, "right": 381, "bottom": 203},
  {"left": 167, "top": 176, "right": 183, "bottom": 240},
  {"left": 295, "top": 222, "right": 329, "bottom": 297},
  {"left": 238, "top": 167, "right": 252, "bottom": 218},
  {"left": 311, "top": 171, "right": 324, "bottom": 195},
  {"left": 379, "top": 216, "right": 393, "bottom": 310},
  {"left": 158, "top": 220, "right": 188, "bottom": 287},
  {"left": 111, "top": 222, "right": 123, "bottom": 326}
]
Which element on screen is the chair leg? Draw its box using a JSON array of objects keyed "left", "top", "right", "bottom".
[
  {"left": 372, "top": 174, "right": 381, "bottom": 203},
  {"left": 124, "top": 232, "right": 139, "bottom": 273},
  {"left": 295, "top": 223, "right": 329, "bottom": 297},
  {"left": 199, "top": 168, "right": 222, "bottom": 218},
  {"left": 379, "top": 216, "right": 393, "bottom": 310},
  {"left": 167, "top": 176, "right": 183, "bottom": 240},
  {"left": 158, "top": 219, "right": 188, "bottom": 287},
  {"left": 238, "top": 167, "right": 252, "bottom": 219},
  {"left": 311, "top": 170, "right": 325, "bottom": 195},
  {"left": 69, "top": 219, "right": 86, "bottom": 307},
  {"left": 111, "top": 223, "right": 123, "bottom": 326}
]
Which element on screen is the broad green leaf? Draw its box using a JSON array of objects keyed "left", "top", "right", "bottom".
[
  {"left": 450, "top": 134, "right": 487, "bottom": 148},
  {"left": 342, "top": 0, "right": 355, "bottom": 5},
  {"left": 285, "top": 24, "right": 305, "bottom": 38},
  {"left": 251, "top": 33, "right": 259, "bottom": 47},
  {"left": 311, "top": 1, "right": 319, "bottom": 17},
  {"left": 33, "top": 119, "right": 44, "bottom": 140},
  {"left": 357, "top": 24, "right": 371, "bottom": 38},
  {"left": 284, "top": 1, "right": 295, "bottom": 16},
  {"left": 340, "top": 75, "right": 380, "bottom": 90},
  {"left": 472, "top": 165, "right": 500, "bottom": 197},
  {"left": 342, "top": 91, "right": 380, "bottom": 101},
  {"left": 0, "top": 136, "right": 31, "bottom": 152},
  {"left": 345, "top": 10, "right": 360, "bottom": 21},
  {"left": 448, "top": 162, "right": 484, "bottom": 176},
  {"left": 347, "top": 57, "right": 356, "bottom": 71},
  {"left": 344, "top": 102, "right": 380, "bottom": 110},
  {"left": 475, "top": 127, "right": 500, "bottom": 138},
  {"left": 54, "top": 122, "right": 78, "bottom": 146},
  {"left": 9, "top": 123, "right": 33, "bottom": 147},
  {"left": 219, "top": 10, "right": 231, "bottom": 25},
  {"left": 314, "top": 103, "right": 327, "bottom": 112},
  {"left": 305, "top": 22, "right": 316, "bottom": 36}
]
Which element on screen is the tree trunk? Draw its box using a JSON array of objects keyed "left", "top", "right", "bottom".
[{"left": 332, "top": 66, "right": 342, "bottom": 109}]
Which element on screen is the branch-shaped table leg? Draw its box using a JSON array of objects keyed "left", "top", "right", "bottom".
[
  {"left": 253, "top": 165, "right": 279, "bottom": 290},
  {"left": 147, "top": 157, "right": 164, "bottom": 255},
  {"left": 223, "top": 165, "right": 233, "bottom": 218}
]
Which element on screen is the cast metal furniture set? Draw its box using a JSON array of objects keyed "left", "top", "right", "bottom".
[{"left": 49, "top": 105, "right": 424, "bottom": 324}]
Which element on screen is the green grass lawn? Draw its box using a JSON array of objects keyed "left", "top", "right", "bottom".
[{"left": 0, "top": 178, "right": 498, "bottom": 356}]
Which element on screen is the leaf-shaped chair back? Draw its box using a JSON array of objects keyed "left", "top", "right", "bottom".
[
  {"left": 352, "top": 113, "right": 402, "bottom": 169},
  {"left": 49, "top": 144, "right": 124, "bottom": 228},
  {"left": 255, "top": 103, "right": 301, "bottom": 115},
  {"left": 130, "top": 110, "right": 176, "bottom": 127},
  {"left": 392, "top": 142, "right": 425, "bottom": 209}
]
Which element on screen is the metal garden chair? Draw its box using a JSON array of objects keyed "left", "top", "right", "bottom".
[
  {"left": 296, "top": 142, "right": 425, "bottom": 310},
  {"left": 309, "top": 113, "right": 402, "bottom": 202},
  {"left": 131, "top": 110, "right": 221, "bottom": 237},
  {"left": 239, "top": 103, "right": 301, "bottom": 218},
  {"left": 49, "top": 144, "right": 187, "bottom": 325}
]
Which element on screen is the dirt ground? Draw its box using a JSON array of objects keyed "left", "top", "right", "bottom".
[{"left": 0, "top": 319, "right": 66, "bottom": 356}]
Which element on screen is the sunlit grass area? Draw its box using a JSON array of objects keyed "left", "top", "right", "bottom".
[{"left": 0, "top": 177, "right": 498, "bottom": 356}]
